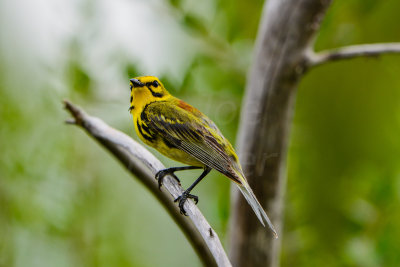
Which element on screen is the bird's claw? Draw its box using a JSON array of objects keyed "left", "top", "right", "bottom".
[
  {"left": 155, "top": 169, "right": 181, "bottom": 190},
  {"left": 174, "top": 192, "right": 199, "bottom": 215}
]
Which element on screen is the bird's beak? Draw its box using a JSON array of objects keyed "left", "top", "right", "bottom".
[{"left": 130, "top": 78, "right": 144, "bottom": 88}]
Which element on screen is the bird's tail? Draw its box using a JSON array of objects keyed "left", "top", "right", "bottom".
[{"left": 237, "top": 180, "right": 278, "bottom": 239}]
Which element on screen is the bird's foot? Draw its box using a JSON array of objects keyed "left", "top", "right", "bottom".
[
  {"left": 174, "top": 191, "right": 199, "bottom": 215},
  {"left": 155, "top": 169, "right": 181, "bottom": 189}
]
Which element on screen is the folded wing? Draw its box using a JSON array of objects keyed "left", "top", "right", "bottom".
[{"left": 142, "top": 100, "right": 242, "bottom": 184}]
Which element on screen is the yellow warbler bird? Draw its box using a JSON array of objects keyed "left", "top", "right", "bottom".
[{"left": 129, "top": 76, "right": 277, "bottom": 238}]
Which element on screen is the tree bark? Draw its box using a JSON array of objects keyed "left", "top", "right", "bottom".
[{"left": 229, "top": 0, "right": 332, "bottom": 266}]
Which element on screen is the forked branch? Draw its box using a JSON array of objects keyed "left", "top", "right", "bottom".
[
  {"left": 63, "top": 100, "right": 231, "bottom": 267},
  {"left": 307, "top": 43, "right": 400, "bottom": 67}
]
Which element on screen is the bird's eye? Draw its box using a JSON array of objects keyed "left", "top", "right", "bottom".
[{"left": 152, "top": 81, "right": 159, "bottom": 87}]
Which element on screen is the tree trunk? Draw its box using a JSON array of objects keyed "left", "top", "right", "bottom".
[{"left": 229, "top": 0, "right": 332, "bottom": 266}]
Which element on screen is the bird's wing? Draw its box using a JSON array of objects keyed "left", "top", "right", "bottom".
[{"left": 142, "top": 100, "right": 242, "bottom": 184}]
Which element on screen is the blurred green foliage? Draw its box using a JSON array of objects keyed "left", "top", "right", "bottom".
[{"left": 0, "top": 0, "right": 399, "bottom": 266}]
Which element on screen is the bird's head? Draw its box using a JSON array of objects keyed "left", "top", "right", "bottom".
[
  {"left": 129, "top": 76, "right": 170, "bottom": 112},
  {"left": 130, "top": 76, "right": 169, "bottom": 98}
]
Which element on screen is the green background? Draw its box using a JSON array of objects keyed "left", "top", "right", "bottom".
[{"left": 1, "top": 0, "right": 399, "bottom": 266}]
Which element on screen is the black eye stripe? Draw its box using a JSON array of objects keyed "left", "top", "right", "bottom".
[{"left": 148, "top": 88, "right": 163, "bottom": 98}]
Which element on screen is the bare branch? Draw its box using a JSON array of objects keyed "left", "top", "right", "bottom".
[
  {"left": 230, "top": 1, "right": 400, "bottom": 267},
  {"left": 63, "top": 100, "right": 231, "bottom": 267},
  {"left": 307, "top": 43, "right": 400, "bottom": 67}
]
